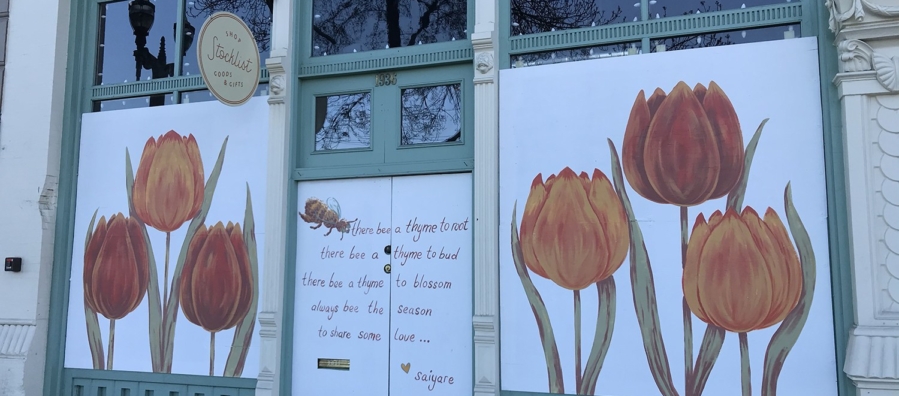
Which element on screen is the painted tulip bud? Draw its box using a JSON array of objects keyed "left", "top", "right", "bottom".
[
  {"left": 519, "top": 167, "right": 630, "bottom": 290},
  {"left": 84, "top": 213, "right": 150, "bottom": 320},
  {"left": 623, "top": 81, "right": 744, "bottom": 206},
  {"left": 683, "top": 207, "right": 802, "bottom": 333},
  {"left": 179, "top": 222, "right": 254, "bottom": 333},
  {"left": 132, "top": 130, "right": 205, "bottom": 232}
]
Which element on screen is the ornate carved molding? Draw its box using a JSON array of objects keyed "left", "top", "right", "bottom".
[
  {"left": 476, "top": 52, "right": 494, "bottom": 75},
  {"left": 838, "top": 39, "right": 899, "bottom": 92},
  {"left": 269, "top": 74, "right": 286, "bottom": 96},
  {"left": 828, "top": 0, "right": 899, "bottom": 33}
]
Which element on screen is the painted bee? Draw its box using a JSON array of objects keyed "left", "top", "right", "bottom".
[{"left": 299, "top": 197, "right": 358, "bottom": 240}]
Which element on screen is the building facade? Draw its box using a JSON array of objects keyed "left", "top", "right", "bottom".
[{"left": 0, "top": 0, "right": 896, "bottom": 395}]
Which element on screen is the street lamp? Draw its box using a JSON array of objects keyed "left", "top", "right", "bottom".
[{"left": 128, "top": 0, "right": 195, "bottom": 106}]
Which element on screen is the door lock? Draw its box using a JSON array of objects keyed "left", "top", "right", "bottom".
[{"left": 383, "top": 264, "right": 391, "bottom": 274}]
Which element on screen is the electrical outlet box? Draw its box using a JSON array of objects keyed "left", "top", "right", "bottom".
[{"left": 5, "top": 257, "right": 21, "bottom": 272}]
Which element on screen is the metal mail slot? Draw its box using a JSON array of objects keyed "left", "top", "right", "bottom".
[{"left": 317, "top": 358, "right": 350, "bottom": 370}]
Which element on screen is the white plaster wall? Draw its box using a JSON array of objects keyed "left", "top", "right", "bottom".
[{"left": 0, "top": 0, "right": 70, "bottom": 394}]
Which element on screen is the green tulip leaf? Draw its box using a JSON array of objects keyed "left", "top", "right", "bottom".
[
  {"left": 761, "top": 183, "right": 816, "bottom": 396},
  {"left": 162, "top": 136, "right": 229, "bottom": 372},
  {"left": 83, "top": 209, "right": 105, "bottom": 370},
  {"left": 126, "top": 147, "right": 163, "bottom": 372},
  {"left": 224, "top": 184, "right": 259, "bottom": 377},
  {"left": 608, "top": 139, "right": 679, "bottom": 396},
  {"left": 727, "top": 118, "right": 769, "bottom": 211},
  {"left": 689, "top": 324, "right": 725, "bottom": 396},
  {"left": 580, "top": 276, "right": 616, "bottom": 395},
  {"left": 511, "top": 204, "right": 565, "bottom": 393}
]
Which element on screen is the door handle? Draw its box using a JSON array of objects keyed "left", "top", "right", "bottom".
[{"left": 384, "top": 245, "right": 391, "bottom": 254}]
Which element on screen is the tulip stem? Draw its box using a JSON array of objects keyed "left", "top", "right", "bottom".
[
  {"left": 574, "top": 290, "right": 582, "bottom": 392},
  {"left": 164, "top": 232, "right": 171, "bottom": 304},
  {"left": 210, "top": 331, "right": 216, "bottom": 376},
  {"left": 107, "top": 319, "right": 115, "bottom": 370},
  {"left": 680, "top": 206, "right": 693, "bottom": 390},
  {"left": 739, "top": 332, "right": 750, "bottom": 396}
]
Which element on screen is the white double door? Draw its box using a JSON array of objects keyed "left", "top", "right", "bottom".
[{"left": 292, "top": 173, "right": 472, "bottom": 395}]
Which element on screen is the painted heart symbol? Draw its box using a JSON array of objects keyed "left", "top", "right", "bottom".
[{"left": 401, "top": 363, "right": 411, "bottom": 373}]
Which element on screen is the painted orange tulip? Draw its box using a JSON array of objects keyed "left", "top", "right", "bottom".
[
  {"left": 83, "top": 213, "right": 150, "bottom": 320},
  {"left": 132, "top": 130, "right": 205, "bottom": 233},
  {"left": 179, "top": 221, "right": 254, "bottom": 333},
  {"left": 519, "top": 167, "right": 629, "bottom": 290},
  {"left": 622, "top": 81, "right": 744, "bottom": 206},
  {"left": 683, "top": 207, "right": 802, "bottom": 333}
]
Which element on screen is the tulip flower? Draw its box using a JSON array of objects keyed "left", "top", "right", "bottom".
[
  {"left": 520, "top": 167, "right": 629, "bottom": 290},
  {"left": 83, "top": 213, "right": 150, "bottom": 370},
  {"left": 622, "top": 81, "right": 744, "bottom": 207},
  {"left": 179, "top": 221, "right": 254, "bottom": 376},
  {"left": 520, "top": 167, "right": 629, "bottom": 391},
  {"left": 683, "top": 207, "right": 801, "bottom": 333},
  {"left": 132, "top": 130, "right": 205, "bottom": 304}
]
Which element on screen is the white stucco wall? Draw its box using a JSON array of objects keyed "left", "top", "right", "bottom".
[{"left": 0, "top": 0, "right": 69, "bottom": 394}]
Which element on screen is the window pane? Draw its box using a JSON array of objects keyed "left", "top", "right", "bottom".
[
  {"left": 92, "top": 94, "right": 176, "bottom": 112},
  {"left": 511, "top": 42, "right": 641, "bottom": 68},
  {"left": 182, "top": 0, "right": 272, "bottom": 76},
  {"left": 649, "top": 0, "right": 791, "bottom": 20},
  {"left": 311, "top": 0, "right": 467, "bottom": 57},
  {"left": 649, "top": 24, "right": 799, "bottom": 52},
  {"left": 401, "top": 84, "right": 462, "bottom": 145},
  {"left": 511, "top": 0, "right": 637, "bottom": 36},
  {"left": 97, "top": 0, "right": 179, "bottom": 86},
  {"left": 181, "top": 83, "right": 269, "bottom": 103},
  {"left": 315, "top": 92, "right": 373, "bottom": 151}
]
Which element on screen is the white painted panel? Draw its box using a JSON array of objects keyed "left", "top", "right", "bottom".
[
  {"left": 293, "top": 177, "right": 392, "bottom": 395},
  {"left": 389, "top": 173, "right": 473, "bottom": 395}
]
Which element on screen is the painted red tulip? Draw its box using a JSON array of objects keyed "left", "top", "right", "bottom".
[
  {"left": 519, "top": 167, "right": 630, "bottom": 290},
  {"left": 84, "top": 213, "right": 150, "bottom": 320},
  {"left": 179, "top": 221, "right": 253, "bottom": 333},
  {"left": 622, "top": 81, "right": 744, "bottom": 206},
  {"left": 683, "top": 207, "right": 802, "bottom": 333}
]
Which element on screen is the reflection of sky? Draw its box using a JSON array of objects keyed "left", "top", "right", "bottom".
[
  {"left": 183, "top": 0, "right": 271, "bottom": 76},
  {"left": 97, "top": 0, "right": 270, "bottom": 85},
  {"left": 401, "top": 84, "right": 461, "bottom": 145},
  {"left": 99, "top": 0, "right": 177, "bottom": 85},
  {"left": 312, "top": 0, "right": 467, "bottom": 56},
  {"left": 315, "top": 93, "right": 372, "bottom": 151},
  {"left": 511, "top": 0, "right": 793, "bottom": 34}
]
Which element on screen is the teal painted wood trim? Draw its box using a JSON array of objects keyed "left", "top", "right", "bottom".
[
  {"left": 65, "top": 368, "right": 257, "bottom": 389},
  {"left": 508, "top": 3, "right": 802, "bottom": 55},
  {"left": 294, "top": 159, "right": 474, "bottom": 181},
  {"left": 43, "top": 0, "right": 98, "bottom": 394},
  {"left": 91, "top": 68, "right": 270, "bottom": 101},
  {"left": 809, "top": 0, "right": 856, "bottom": 394},
  {"left": 298, "top": 44, "right": 474, "bottom": 78}
]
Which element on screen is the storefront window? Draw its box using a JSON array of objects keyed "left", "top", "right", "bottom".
[
  {"left": 649, "top": 23, "right": 799, "bottom": 52},
  {"left": 92, "top": 94, "right": 175, "bottom": 112},
  {"left": 96, "top": 0, "right": 178, "bottom": 86},
  {"left": 311, "top": 0, "right": 467, "bottom": 56},
  {"left": 510, "top": 0, "right": 636, "bottom": 35},
  {"left": 400, "top": 83, "right": 462, "bottom": 145},
  {"left": 512, "top": 41, "right": 641, "bottom": 68},
  {"left": 648, "top": 0, "right": 791, "bottom": 19},
  {"left": 314, "top": 92, "right": 373, "bottom": 151},
  {"left": 182, "top": 0, "right": 272, "bottom": 76}
]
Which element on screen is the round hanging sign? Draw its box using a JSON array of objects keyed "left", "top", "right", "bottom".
[{"left": 196, "top": 12, "right": 260, "bottom": 106}]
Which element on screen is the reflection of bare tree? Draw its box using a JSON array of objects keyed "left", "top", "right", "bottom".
[
  {"left": 511, "top": 0, "right": 625, "bottom": 35},
  {"left": 312, "top": 0, "right": 466, "bottom": 55},
  {"left": 401, "top": 85, "right": 462, "bottom": 145},
  {"left": 315, "top": 93, "right": 372, "bottom": 150},
  {"left": 187, "top": 0, "right": 272, "bottom": 51},
  {"left": 655, "top": 1, "right": 734, "bottom": 51}
]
